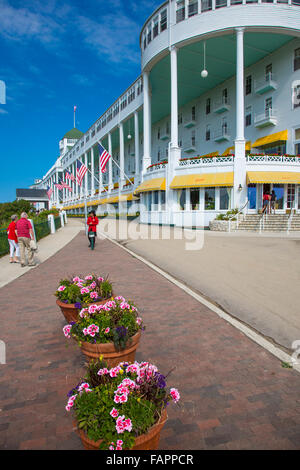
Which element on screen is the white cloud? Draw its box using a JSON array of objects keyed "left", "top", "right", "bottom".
[{"left": 0, "top": 108, "right": 8, "bottom": 114}]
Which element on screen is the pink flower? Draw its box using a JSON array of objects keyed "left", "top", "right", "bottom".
[
  {"left": 126, "top": 364, "right": 140, "bottom": 375},
  {"left": 87, "top": 324, "right": 99, "bottom": 337},
  {"left": 97, "top": 367, "right": 109, "bottom": 376},
  {"left": 82, "top": 328, "right": 88, "bottom": 336},
  {"left": 80, "top": 287, "right": 90, "bottom": 294},
  {"left": 110, "top": 408, "right": 119, "bottom": 418},
  {"left": 78, "top": 382, "right": 92, "bottom": 393},
  {"left": 115, "top": 296, "right": 125, "bottom": 301},
  {"left": 104, "top": 327, "right": 110, "bottom": 334},
  {"left": 123, "top": 418, "right": 132, "bottom": 432},
  {"left": 115, "top": 415, "right": 132, "bottom": 434},
  {"left": 110, "top": 366, "right": 121, "bottom": 378},
  {"left": 88, "top": 304, "right": 98, "bottom": 314},
  {"left": 85, "top": 275, "right": 93, "bottom": 280},
  {"left": 90, "top": 281, "right": 97, "bottom": 289},
  {"left": 136, "top": 317, "right": 142, "bottom": 326},
  {"left": 79, "top": 308, "right": 88, "bottom": 318},
  {"left": 109, "top": 445, "right": 115, "bottom": 451},
  {"left": 97, "top": 277, "right": 104, "bottom": 282},
  {"left": 170, "top": 387, "right": 180, "bottom": 403},
  {"left": 117, "top": 440, "right": 123, "bottom": 447},
  {"left": 116, "top": 445, "right": 122, "bottom": 450},
  {"left": 72, "top": 277, "right": 80, "bottom": 282},
  {"left": 121, "top": 378, "right": 136, "bottom": 390},
  {"left": 90, "top": 291, "right": 98, "bottom": 299},
  {"left": 58, "top": 285, "right": 66, "bottom": 292},
  {"left": 63, "top": 325, "right": 71, "bottom": 338}
]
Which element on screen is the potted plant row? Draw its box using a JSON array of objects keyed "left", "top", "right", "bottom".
[
  {"left": 55, "top": 274, "right": 113, "bottom": 323},
  {"left": 66, "top": 357, "right": 180, "bottom": 450},
  {"left": 63, "top": 296, "right": 144, "bottom": 366}
]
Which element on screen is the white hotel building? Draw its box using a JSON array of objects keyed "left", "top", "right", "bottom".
[{"left": 36, "top": 0, "right": 300, "bottom": 228}]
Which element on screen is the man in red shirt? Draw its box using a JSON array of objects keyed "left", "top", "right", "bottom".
[
  {"left": 15, "top": 212, "right": 35, "bottom": 267},
  {"left": 87, "top": 210, "right": 99, "bottom": 250}
]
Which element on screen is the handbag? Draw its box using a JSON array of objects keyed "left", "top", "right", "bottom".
[{"left": 30, "top": 239, "right": 38, "bottom": 251}]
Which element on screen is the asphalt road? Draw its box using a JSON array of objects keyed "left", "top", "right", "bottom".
[{"left": 98, "top": 218, "right": 300, "bottom": 351}]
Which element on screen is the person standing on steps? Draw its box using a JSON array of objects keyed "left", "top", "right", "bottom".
[
  {"left": 7, "top": 214, "right": 20, "bottom": 263},
  {"left": 271, "top": 190, "right": 277, "bottom": 215},
  {"left": 15, "top": 212, "right": 35, "bottom": 267},
  {"left": 87, "top": 210, "right": 99, "bottom": 250}
]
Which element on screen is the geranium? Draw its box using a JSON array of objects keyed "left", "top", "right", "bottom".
[
  {"left": 67, "top": 359, "right": 180, "bottom": 450},
  {"left": 55, "top": 274, "right": 112, "bottom": 307},
  {"left": 63, "top": 325, "right": 72, "bottom": 338},
  {"left": 58, "top": 285, "right": 66, "bottom": 292}
]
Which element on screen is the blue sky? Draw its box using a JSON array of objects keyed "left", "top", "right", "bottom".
[{"left": 0, "top": 0, "right": 160, "bottom": 202}]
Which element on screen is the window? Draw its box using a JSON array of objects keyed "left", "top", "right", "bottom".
[
  {"left": 246, "top": 75, "right": 252, "bottom": 95},
  {"left": 220, "top": 187, "right": 231, "bottom": 210},
  {"left": 178, "top": 113, "right": 182, "bottom": 125},
  {"left": 191, "top": 129, "right": 196, "bottom": 147},
  {"left": 206, "top": 125, "right": 210, "bottom": 141},
  {"left": 166, "top": 122, "right": 169, "bottom": 135},
  {"left": 215, "top": 0, "right": 226, "bottom": 7},
  {"left": 294, "top": 48, "right": 300, "bottom": 72},
  {"left": 222, "top": 88, "right": 228, "bottom": 104},
  {"left": 205, "top": 188, "right": 215, "bottom": 210},
  {"left": 190, "top": 189, "right": 200, "bottom": 210},
  {"left": 160, "top": 9, "right": 167, "bottom": 31},
  {"left": 153, "top": 16, "right": 159, "bottom": 38},
  {"left": 273, "top": 184, "right": 284, "bottom": 210},
  {"left": 245, "top": 106, "right": 252, "bottom": 127},
  {"left": 152, "top": 191, "right": 159, "bottom": 211},
  {"left": 287, "top": 184, "right": 295, "bottom": 209},
  {"left": 177, "top": 189, "right": 186, "bottom": 210},
  {"left": 266, "top": 64, "right": 272, "bottom": 81},
  {"left": 161, "top": 191, "right": 166, "bottom": 210},
  {"left": 143, "top": 33, "right": 147, "bottom": 50},
  {"left": 188, "top": 0, "right": 198, "bottom": 17},
  {"left": 147, "top": 26, "right": 152, "bottom": 45},
  {"left": 222, "top": 118, "right": 228, "bottom": 135},
  {"left": 265, "top": 97, "right": 272, "bottom": 117},
  {"left": 192, "top": 106, "right": 196, "bottom": 121},
  {"left": 158, "top": 149, "right": 161, "bottom": 161},
  {"left": 293, "top": 84, "right": 300, "bottom": 109},
  {"left": 147, "top": 192, "right": 152, "bottom": 211},
  {"left": 158, "top": 127, "right": 160, "bottom": 139},
  {"left": 206, "top": 98, "right": 211, "bottom": 115},
  {"left": 176, "top": 0, "right": 185, "bottom": 23}
]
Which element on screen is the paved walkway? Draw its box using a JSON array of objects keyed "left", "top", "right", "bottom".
[
  {"left": 0, "top": 228, "right": 300, "bottom": 450},
  {"left": 99, "top": 219, "right": 300, "bottom": 351}
]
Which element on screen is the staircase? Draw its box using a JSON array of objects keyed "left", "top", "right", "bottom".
[
  {"left": 237, "top": 214, "right": 291, "bottom": 232},
  {"left": 290, "top": 214, "right": 300, "bottom": 231}
]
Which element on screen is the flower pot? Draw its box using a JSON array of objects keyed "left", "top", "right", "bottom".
[
  {"left": 80, "top": 331, "right": 141, "bottom": 367},
  {"left": 57, "top": 298, "right": 112, "bottom": 324},
  {"left": 76, "top": 408, "right": 167, "bottom": 450}
]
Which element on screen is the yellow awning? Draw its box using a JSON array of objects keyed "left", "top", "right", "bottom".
[
  {"left": 134, "top": 178, "right": 166, "bottom": 194},
  {"left": 170, "top": 172, "right": 234, "bottom": 189},
  {"left": 105, "top": 196, "right": 119, "bottom": 204},
  {"left": 202, "top": 151, "right": 219, "bottom": 157},
  {"left": 247, "top": 171, "right": 300, "bottom": 184},
  {"left": 252, "top": 130, "right": 288, "bottom": 148},
  {"left": 119, "top": 193, "right": 139, "bottom": 202},
  {"left": 222, "top": 141, "right": 251, "bottom": 155}
]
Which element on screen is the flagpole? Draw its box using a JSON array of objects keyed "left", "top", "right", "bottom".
[
  {"left": 96, "top": 140, "right": 134, "bottom": 187},
  {"left": 77, "top": 158, "right": 109, "bottom": 194},
  {"left": 74, "top": 106, "right": 76, "bottom": 128}
]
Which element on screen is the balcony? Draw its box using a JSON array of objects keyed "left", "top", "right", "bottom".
[
  {"left": 254, "top": 108, "right": 277, "bottom": 128},
  {"left": 183, "top": 118, "right": 196, "bottom": 129},
  {"left": 213, "top": 98, "right": 231, "bottom": 114},
  {"left": 255, "top": 73, "right": 277, "bottom": 95},
  {"left": 184, "top": 144, "right": 197, "bottom": 153},
  {"left": 214, "top": 128, "right": 230, "bottom": 142},
  {"left": 160, "top": 133, "right": 170, "bottom": 141}
]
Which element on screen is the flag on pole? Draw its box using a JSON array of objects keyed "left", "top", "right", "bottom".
[
  {"left": 76, "top": 160, "right": 87, "bottom": 186},
  {"left": 46, "top": 186, "right": 53, "bottom": 199},
  {"left": 65, "top": 170, "right": 75, "bottom": 182},
  {"left": 74, "top": 105, "right": 77, "bottom": 112},
  {"left": 98, "top": 143, "right": 111, "bottom": 174},
  {"left": 54, "top": 183, "right": 64, "bottom": 190}
]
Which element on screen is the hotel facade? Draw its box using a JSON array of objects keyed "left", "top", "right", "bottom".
[{"left": 35, "top": 0, "right": 300, "bottom": 228}]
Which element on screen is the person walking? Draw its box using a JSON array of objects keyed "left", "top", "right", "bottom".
[
  {"left": 87, "top": 210, "right": 99, "bottom": 250},
  {"left": 7, "top": 214, "right": 20, "bottom": 263},
  {"left": 15, "top": 212, "right": 35, "bottom": 267},
  {"left": 271, "top": 190, "right": 277, "bottom": 215},
  {"left": 262, "top": 192, "right": 270, "bottom": 214}
]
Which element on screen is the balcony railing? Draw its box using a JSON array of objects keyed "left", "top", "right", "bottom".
[
  {"left": 254, "top": 108, "right": 277, "bottom": 128},
  {"left": 254, "top": 73, "right": 277, "bottom": 95},
  {"left": 179, "top": 155, "right": 234, "bottom": 167},
  {"left": 246, "top": 154, "right": 300, "bottom": 164}
]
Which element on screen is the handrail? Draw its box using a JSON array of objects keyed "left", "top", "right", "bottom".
[{"left": 228, "top": 199, "right": 249, "bottom": 232}]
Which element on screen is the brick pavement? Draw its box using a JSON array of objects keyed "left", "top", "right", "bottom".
[{"left": 0, "top": 232, "right": 300, "bottom": 450}]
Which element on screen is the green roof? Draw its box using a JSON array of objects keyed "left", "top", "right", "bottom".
[{"left": 62, "top": 128, "right": 84, "bottom": 140}]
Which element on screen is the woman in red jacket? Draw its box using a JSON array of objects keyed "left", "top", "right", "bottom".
[
  {"left": 7, "top": 214, "right": 20, "bottom": 263},
  {"left": 87, "top": 210, "right": 99, "bottom": 250}
]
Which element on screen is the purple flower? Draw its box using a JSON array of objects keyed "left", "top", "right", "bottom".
[
  {"left": 62, "top": 300, "right": 68, "bottom": 304},
  {"left": 74, "top": 302, "right": 82, "bottom": 309},
  {"left": 70, "top": 321, "right": 76, "bottom": 326},
  {"left": 155, "top": 372, "right": 166, "bottom": 389},
  {"left": 116, "top": 326, "right": 127, "bottom": 338}
]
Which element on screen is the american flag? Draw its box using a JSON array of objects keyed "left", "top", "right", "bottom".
[
  {"left": 46, "top": 186, "right": 53, "bottom": 199},
  {"left": 61, "top": 182, "right": 73, "bottom": 192},
  {"left": 98, "top": 143, "right": 111, "bottom": 174},
  {"left": 54, "top": 183, "right": 64, "bottom": 190},
  {"left": 76, "top": 160, "right": 87, "bottom": 186},
  {"left": 65, "top": 170, "right": 75, "bottom": 182}
]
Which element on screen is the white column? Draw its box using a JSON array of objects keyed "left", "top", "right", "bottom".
[
  {"left": 234, "top": 27, "right": 247, "bottom": 210},
  {"left": 91, "top": 147, "right": 95, "bottom": 195},
  {"left": 108, "top": 132, "right": 113, "bottom": 193},
  {"left": 170, "top": 45, "right": 179, "bottom": 149},
  {"left": 119, "top": 122, "right": 125, "bottom": 187},
  {"left": 134, "top": 111, "right": 140, "bottom": 183},
  {"left": 142, "top": 71, "right": 152, "bottom": 174}
]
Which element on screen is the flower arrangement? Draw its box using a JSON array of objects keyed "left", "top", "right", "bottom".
[
  {"left": 55, "top": 274, "right": 113, "bottom": 308},
  {"left": 66, "top": 357, "right": 180, "bottom": 450},
  {"left": 63, "top": 296, "right": 144, "bottom": 351},
  {"left": 147, "top": 160, "right": 168, "bottom": 170}
]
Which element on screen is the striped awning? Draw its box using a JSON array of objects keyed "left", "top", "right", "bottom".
[
  {"left": 252, "top": 130, "right": 288, "bottom": 148},
  {"left": 170, "top": 172, "right": 234, "bottom": 188},
  {"left": 247, "top": 171, "right": 300, "bottom": 184},
  {"left": 134, "top": 178, "right": 166, "bottom": 194},
  {"left": 222, "top": 141, "right": 251, "bottom": 155}
]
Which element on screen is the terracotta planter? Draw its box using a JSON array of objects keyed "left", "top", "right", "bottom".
[
  {"left": 57, "top": 298, "right": 112, "bottom": 324},
  {"left": 80, "top": 331, "right": 141, "bottom": 367},
  {"left": 76, "top": 408, "right": 167, "bottom": 450}
]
